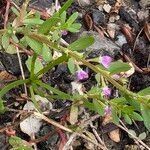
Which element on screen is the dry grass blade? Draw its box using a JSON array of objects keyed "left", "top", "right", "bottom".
[{"left": 144, "top": 22, "right": 150, "bottom": 42}]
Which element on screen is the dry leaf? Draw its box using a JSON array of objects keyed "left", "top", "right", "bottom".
[
  {"left": 121, "top": 25, "right": 134, "bottom": 45},
  {"left": 69, "top": 104, "right": 78, "bottom": 125},
  {"left": 0, "top": 71, "right": 17, "bottom": 81},
  {"left": 84, "top": 14, "right": 93, "bottom": 30},
  {"left": 109, "top": 129, "right": 120, "bottom": 143},
  {"left": 144, "top": 22, "right": 150, "bottom": 42},
  {"left": 102, "top": 114, "right": 113, "bottom": 126}
]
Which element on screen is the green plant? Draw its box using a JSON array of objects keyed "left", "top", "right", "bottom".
[{"left": 0, "top": 0, "right": 150, "bottom": 133}]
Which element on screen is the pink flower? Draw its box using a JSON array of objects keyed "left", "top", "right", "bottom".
[
  {"left": 77, "top": 70, "right": 89, "bottom": 81},
  {"left": 111, "top": 74, "right": 120, "bottom": 80},
  {"left": 100, "top": 55, "right": 112, "bottom": 68},
  {"left": 104, "top": 106, "right": 112, "bottom": 115},
  {"left": 102, "top": 86, "right": 111, "bottom": 98},
  {"left": 61, "top": 30, "right": 68, "bottom": 36}
]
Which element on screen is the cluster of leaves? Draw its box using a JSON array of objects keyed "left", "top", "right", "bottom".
[{"left": 0, "top": 0, "right": 150, "bottom": 147}]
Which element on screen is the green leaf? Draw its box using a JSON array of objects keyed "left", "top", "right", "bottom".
[
  {"left": 67, "top": 23, "right": 81, "bottom": 32},
  {"left": 95, "top": 73, "right": 101, "bottom": 84},
  {"left": 58, "top": 0, "right": 73, "bottom": 15},
  {"left": 0, "top": 100, "right": 5, "bottom": 114},
  {"left": 25, "top": 36, "right": 42, "bottom": 54},
  {"left": 93, "top": 100, "right": 104, "bottom": 116},
  {"left": 26, "top": 56, "right": 43, "bottom": 74},
  {"left": 42, "top": 44, "right": 52, "bottom": 62},
  {"left": 11, "top": 34, "right": 19, "bottom": 43},
  {"left": 112, "top": 109, "right": 119, "bottom": 125},
  {"left": 6, "top": 44, "right": 17, "bottom": 54},
  {"left": 68, "top": 58, "right": 76, "bottom": 74},
  {"left": 83, "top": 99, "right": 95, "bottom": 111},
  {"left": 124, "top": 114, "right": 132, "bottom": 125},
  {"left": 68, "top": 36, "right": 94, "bottom": 51},
  {"left": 138, "top": 87, "right": 150, "bottom": 96},
  {"left": 131, "top": 112, "right": 143, "bottom": 121},
  {"left": 108, "top": 61, "right": 131, "bottom": 75},
  {"left": 38, "top": 17, "right": 60, "bottom": 34},
  {"left": 60, "top": 11, "right": 66, "bottom": 24},
  {"left": 52, "top": 30, "right": 60, "bottom": 41},
  {"left": 111, "top": 97, "right": 127, "bottom": 105},
  {"left": 35, "top": 80, "right": 72, "bottom": 100},
  {"left": 9, "top": 136, "right": 33, "bottom": 150},
  {"left": 66, "top": 12, "right": 78, "bottom": 26},
  {"left": 122, "top": 105, "right": 134, "bottom": 114},
  {"left": 141, "top": 104, "right": 150, "bottom": 131},
  {"left": 2, "top": 32, "right": 10, "bottom": 49},
  {"left": 23, "top": 18, "right": 44, "bottom": 25}
]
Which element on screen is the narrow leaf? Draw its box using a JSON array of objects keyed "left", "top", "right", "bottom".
[
  {"left": 42, "top": 44, "right": 52, "bottom": 62},
  {"left": 131, "top": 112, "right": 143, "bottom": 121},
  {"left": 58, "top": 0, "right": 73, "bottom": 15},
  {"left": 68, "top": 58, "right": 75, "bottom": 74},
  {"left": 141, "top": 104, "right": 150, "bottom": 131},
  {"left": 66, "top": 12, "right": 78, "bottom": 26},
  {"left": 124, "top": 114, "right": 132, "bottom": 125},
  {"left": 68, "top": 36, "right": 94, "bottom": 51},
  {"left": 23, "top": 18, "right": 44, "bottom": 25},
  {"left": 38, "top": 17, "right": 60, "bottom": 34},
  {"left": 2, "top": 33, "right": 10, "bottom": 49},
  {"left": 25, "top": 36, "right": 42, "bottom": 54},
  {"left": 26, "top": 57, "right": 43, "bottom": 74},
  {"left": 138, "top": 87, "right": 150, "bottom": 96},
  {"left": 108, "top": 61, "right": 131, "bottom": 74},
  {"left": 93, "top": 100, "right": 104, "bottom": 116}
]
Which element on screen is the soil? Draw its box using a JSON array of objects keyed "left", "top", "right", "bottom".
[{"left": 0, "top": 0, "right": 150, "bottom": 150}]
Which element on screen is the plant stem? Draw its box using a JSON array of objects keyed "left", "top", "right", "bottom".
[{"left": 26, "top": 32, "right": 149, "bottom": 106}]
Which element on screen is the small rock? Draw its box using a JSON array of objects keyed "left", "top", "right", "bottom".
[
  {"left": 107, "top": 23, "right": 117, "bottom": 38},
  {"left": 137, "top": 10, "right": 149, "bottom": 21},
  {"left": 77, "top": 0, "right": 91, "bottom": 7},
  {"left": 139, "top": 0, "right": 150, "bottom": 8},
  {"left": 103, "top": 4, "right": 112, "bottom": 13},
  {"left": 92, "top": 9, "right": 105, "bottom": 25},
  {"left": 115, "top": 34, "right": 127, "bottom": 46},
  {"left": 109, "top": 129, "right": 120, "bottom": 143},
  {"left": 109, "top": 15, "right": 116, "bottom": 22},
  {"left": 98, "top": 5, "right": 103, "bottom": 11}
]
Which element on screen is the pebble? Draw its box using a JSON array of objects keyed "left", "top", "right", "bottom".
[
  {"left": 107, "top": 23, "right": 118, "bottom": 39},
  {"left": 92, "top": 9, "right": 105, "bottom": 25},
  {"left": 77, "top": 0, "right": 91, "bottom": 7},
  {"left": 115, "top": 34, "right": 127, "bottom": 47},
  {"left": 103, "top": 4, "right": 112, "bottom": 13}
]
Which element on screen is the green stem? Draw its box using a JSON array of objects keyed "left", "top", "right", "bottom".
[
  {"left": 29, "top": 85, "right": 42, "bottom": 113},
  {"left": 35, "top": 80, "right": 72, "bottom": 100},
  {"left": 0, "top": 79, "right": 29, "bottom": 98},
  {"left": 30, "top": 53, "right": 37, "bottom": 79},
  {"left": 23, "top": 32, "right": 149, "bottom": 106},
  {"left": 35, "top": 54, "right": 68, "bottom": 77}
]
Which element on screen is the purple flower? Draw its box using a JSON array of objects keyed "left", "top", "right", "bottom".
[
  {"left": 104, "top": 106, "right": 112, "bottom": 115},
  {"left": 61, "top": 30, "right": 68, "bottom": 36},
  {"left": 77, "top": 70, "right": 89, "bottom": 81},
  {"left": 111, "top": 74, "right": 120, "bottom": 80},
  {"left": 100, "top": 55, "right": 112, "bottom": 68},
  {"left": 102, "top": 86, "right": 111, "bottom": 98}
]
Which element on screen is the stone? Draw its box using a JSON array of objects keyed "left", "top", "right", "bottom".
[
  {"left": 92, "top": 9, "right": 105, "bottom": 25},
  {"left": 103, "top": 4, "right": 112, "bottom": 13}
]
